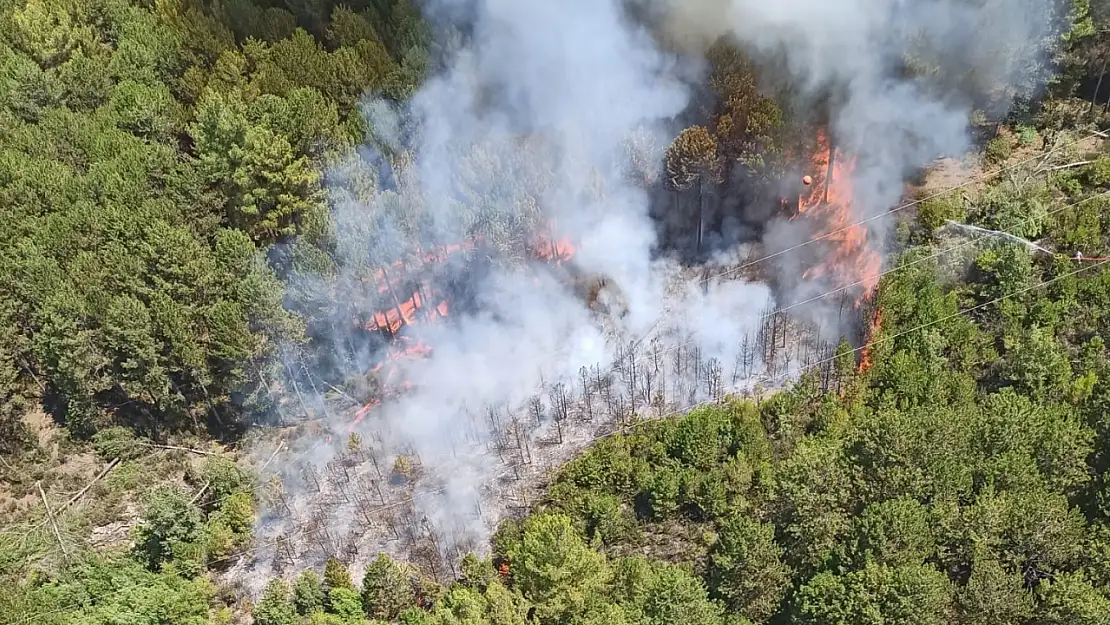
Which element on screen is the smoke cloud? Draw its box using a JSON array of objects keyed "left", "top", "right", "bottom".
[
  {"left": 237, "top": 0, "right": 1065, "bottom": 589},
  {"left": 646, "top": 0, "right": 1058, "bottom": 323}
]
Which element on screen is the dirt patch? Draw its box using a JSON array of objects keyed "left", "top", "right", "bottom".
[
  {"left": 918, "top": 156, "right": 983, "bottom": 197},
  {"left": 89, "top": 502, "right": 140, "bottom": 549},
  {"left": 22, "top": 408, "right": 58, "bottom": 458},
  {"left": 910, "top": 127, "right": 1106, "bottom": 212}
]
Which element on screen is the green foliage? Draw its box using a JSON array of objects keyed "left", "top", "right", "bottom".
[
  {"left": 191, "top": 88, "right": 327, "bottom": 244},
  {"left": 610, "top": 557, "right": 723, "bottom": 625},
  {"left": 1016, "top": 124, "right": 1039, "bottom": 145},
  {"left": 329, "top": 586, "right": 365, "bottom": 623},
  {"left": 0, "top": 0, "right": 426, "bottom": 449},
  {"left": 506, "top": 514, "right": 610, "bottom": 623},
  {"left": 792, "top": 562, "right": 954, "bottom": 625},
  {"left": 205, "top": 490, "right": 254, "bottom": 561},
  {"left": 844, "top": 497, "right": 935, "bottom": 568},
  {"left": 985, "top": 135, "right": 1014, "bottom": 164},
  {"left": 108, "top": 79, "right": 179, "bottom": 139},
  {"left": 294, "top": 569, "right": 326, "bottom": 615},
  {"left": 26, "top": 551, "right": 215, "bottom": 625},
  {"left": 707, "top": 517, "right": 789, "bottom": 622},
  {"left": 459, "top": 553, "right": 497, "bottom": 590},
  {"left": 428, "top": 582, "right": 529, "bottom": 625},
  {"left": 360, "top": 553, "right": 416, "bottom": 620},
  {"left": 255, "top": 579, "right": 298, "bottom": 625},
  {"left": 957, "top": 554, "right": 1033, "bottom": 625},
  {"left": 916, "top": 195, "right": 965, "bottom": 235},
  {"left": 197, "top": 454, "right": 252, "bottom": 503},
  {"left": 132, "top": 485, "right": 205, "bottom": 574},
  {"left": 325, "top": 557, "right": 355, "bottom": 591},
  {"left": 90, "top": 426, "right": 141, "bottom": 460},
  {"left": 1034, "top": 573, "right": 1110, "bottom": 624}
]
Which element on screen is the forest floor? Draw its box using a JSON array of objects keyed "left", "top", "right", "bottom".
[{"left": 917, "top": 125, "right": 1106, "bottom": 199}]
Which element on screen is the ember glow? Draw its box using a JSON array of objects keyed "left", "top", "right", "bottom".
[
  {"left": 856, "top": 306, "right": 883, "bottom": 375},
  {"left": 796, "top": 131, "right": 883, "bottom": 308}
]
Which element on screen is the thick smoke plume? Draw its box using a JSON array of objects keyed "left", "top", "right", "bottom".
[
  {"left": 236, "top": 0, "right": 1064, "bottom": 589},
  {"left": 646, "top": 0, "right": 1057, "bottom": 324}
]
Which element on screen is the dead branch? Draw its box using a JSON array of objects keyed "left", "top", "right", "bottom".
[
  {"left": 38, "top": 483, "right": 69, "bottom": 562},
  {"left": 1039, "top": 159, "right": 1095, "bottom": 174},
  {"left": 135, "top": 442, "right": 216, "bottom": 456},
  {"left": 189, "top": 481, "right": 211, "bottom": 505},
  {"left": 60, "top": 457, "right": 121, "bottom": 511}
]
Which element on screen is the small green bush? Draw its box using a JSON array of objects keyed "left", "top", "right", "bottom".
[
  {"left": 985, "top": 136, "right": 1013, "bottom": 164},
  {"left": 1016, "top": 124, "right": 1038, "bottom": 145},
  {"left": 91, "top": 426, "right": 141, "bottom": 460}
]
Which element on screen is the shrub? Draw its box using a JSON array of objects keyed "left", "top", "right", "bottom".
[{"left": 985, "top": 136, "right": 1013, "bottom": 164}]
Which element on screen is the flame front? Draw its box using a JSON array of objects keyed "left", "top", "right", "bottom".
[
  {"left": 796, "top": 131, "right": 882, "bottom": 308},
  {"left": 352, "top": 224, "right": 576, "bottom": 428},
  {"left": 856, "top": 306, "right": 883, "bottom": 375}
]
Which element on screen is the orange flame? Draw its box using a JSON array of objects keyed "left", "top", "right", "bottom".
[
  {"left": 856, "top": 306, "right": 883, "bottom": 375},
  {"left": 532, "top": 232, "right": 576, "bottom": 264},
  {"left": 351, "top": 224, "right": 576, "bottom": 429},
  {"left": 795, "top": 131, "right": 882, "bottom": 308}
]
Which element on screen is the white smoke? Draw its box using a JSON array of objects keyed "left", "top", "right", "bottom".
[
  {"left": 239, "top": 0, "right": 1067, "bottom": 588},
  {"left": 639, "top": 0, "right": 1059, "bottom": 330}
]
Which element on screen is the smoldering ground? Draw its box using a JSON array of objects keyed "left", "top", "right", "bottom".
[{"left": 237, "top": 0, "right": 1071, "bottom": 590}]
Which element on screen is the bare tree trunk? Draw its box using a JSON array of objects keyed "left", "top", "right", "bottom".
[
  {"left": 627, "top": 344, "right": 637, "bottom": 417},
  {"left": 696, "top": 177, "right": 705, "bottom": 252},
  {"left": 1092, "top": 53, "right": 1109, "bottom": 114},
  {"left": 39, "top": 483, "right": 69, "bottom": 562},
  {"left": 580, "top": 366, "right": 593, "bottom": 420},
  {"left": 283, "top": 358, "right": 311, "bottom": 419},
  {"left": 549, "top": 383, "right": 568, "bottom": 444},
  {"left": 824, "top": 141, "right": 836, "bottom": 204},
  {"left": 380, "top": 265, "right": 409, "bottom": 329},
  {"left": 529, "top": 395, "right": 544, "bottom": 428}
]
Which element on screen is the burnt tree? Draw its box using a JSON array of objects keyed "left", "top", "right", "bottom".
[{"left": 548, "top": 382, "right": 569, "bottom": 444}]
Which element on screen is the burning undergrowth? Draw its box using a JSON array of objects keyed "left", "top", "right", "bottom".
[{"left": 230, "top": 0, "right": 1064, "bottom": 593}]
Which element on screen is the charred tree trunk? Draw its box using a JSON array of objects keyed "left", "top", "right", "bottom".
[
  {"left": 1093, "top": 53, "right": 1109, "bottom": 115},
  {"left": 579, "top": 366, "right": 593, "bottom": 420},
  {"left": 627, "top": 346, "right": 637, "bottom": 417},
  {"left": 696, "top": 177, "right": 705, "bottom": 252},
  {"left": 824, "top": 142, "right": 836, "bottom": 204},
  {"left": 528, "top": 395, "right": 544, "bottom": 428},
  {"left": 379, "top": 266, "right": 409, "bottom": 330},
  {"left": 549, "top": 383, "right": 568, "bottom": 444}
]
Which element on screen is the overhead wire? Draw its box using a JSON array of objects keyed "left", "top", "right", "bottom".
[
  {"left": 14, "top": 221, "right": 1110, "bottom": 625},
  {"left": 647, "top": 189, "right": 1110, "bottom": 360},
  {"left": 693, "top": 126, "right": 1103, "bottom": 285},
  {"left": 8, "top": 129, "right": 1108, "bottom": 623}
]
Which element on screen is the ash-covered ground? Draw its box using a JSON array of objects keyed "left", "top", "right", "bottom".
[{"left": 222, "top": 249, "right": 867, "bottom": 595}]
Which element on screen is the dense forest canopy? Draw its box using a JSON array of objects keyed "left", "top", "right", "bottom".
[
  {"left": 0, "top": 0, "right": 433, "bottom": 445},
  {"left": 5, "top": 0, "right": 1110, "bottom": 623}
]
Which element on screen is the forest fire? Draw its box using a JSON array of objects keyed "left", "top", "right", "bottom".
[
  {"left": 856, "top": 306, "right": 883, "bottom": 375},
  {"left": 795, "top": 130, "right": 885, "bottom": 370},
  {"left": 795, "top": 131, "right": 882, "bottom": 308},
  {"left": 351, "top": 227, "right": 578, "bottom": 427}
]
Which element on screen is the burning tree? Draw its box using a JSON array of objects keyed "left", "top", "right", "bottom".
[{"left": 795, "top": 131, "right": 882, "bottom": 308}]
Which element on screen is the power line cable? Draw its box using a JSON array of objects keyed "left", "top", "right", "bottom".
[
  {"left": 11, "top": 253, "right": 1110, "bottom": 625},
  {"left": 8, "top": 130, "right": 1108, "bottom": 624},
  {"left": 693, "top": 126, "right": 1102, "bottom": 285}
]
